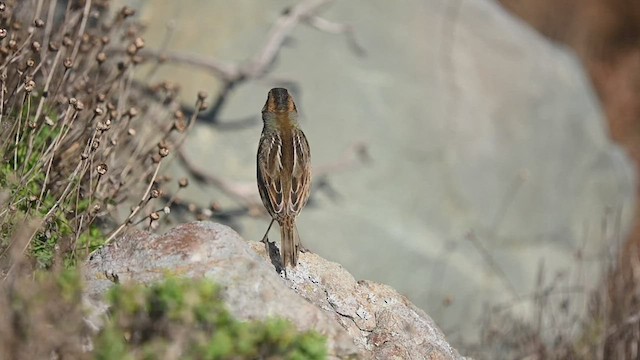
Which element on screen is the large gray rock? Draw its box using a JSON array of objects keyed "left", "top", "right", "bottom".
[
  {"left": 118, "top": 0, "right": 636, "bottom": 350},
  {"left": 85, "top": 222, "right": 464, "bottom": 359}
]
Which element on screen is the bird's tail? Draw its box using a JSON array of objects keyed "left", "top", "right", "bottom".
[{"left": 280, "top": 218, "right": 300, "bottom": 267}]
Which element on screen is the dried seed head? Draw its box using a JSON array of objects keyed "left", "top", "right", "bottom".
[
  {"left": 0, "top": 3, "right": 5, "bottom": 12},
  {"left": 34, "top": 19, "right": 44, "bottom": 28},
  {"left": 188, "top": 203, "right": 197, "bottom": 213},
  {"left": 96, "top": 163, "right": 108, "bottom": 175},
  {"left": 126, "top": 43, "right": 137, "bottom": 55},
  {"left": 0, "top": 29, "right": 7, "bottom": 39},
  {"left": 94, "top": 107, "right": 104, "bottom": 116},
  {"left": 174, "top": 110, "right": 184, "bottom": 120},
  {"left": 26, "top": 58, "right": 35, "bottom": 67},
  {"left": 173, "top": 118, "right": 187, "bottom": 133},
  {"left": 48, "top": 41, "right": 59, "bottom": 52},
  {"left": 31, "top": 41, "right": 41, "bottom": 52},
  {"left": 28, "top": 121, "right": 36, "bottom": 129},
  {"left": 128, "top": 107, "right": 138, "bottom": 117},
  {"left": 121, "top": 6, "right": 135, "bottom": 18},
  {"left": 74, "top": 100, "right": 84, "bottom": 111},
  {"left": 101, "top": 36, "right": 110, "bottom": 45},
  {"left": 63, "top": 57, "right": 73, "bottom": 69},
  {"left": 163, "top": 206, "right": 170, "bottom": 215},
  {"left": 131, "top": 55, "right": 143, "bottom": 64},
  {"left": 197, "top": 91, "right": 208, "bottom": 101},
  {"left": 210, "top": 202, "right": 221, "bottom": 212},
  {"left": 91, "top": 204, "right": 101, "bottom": 215},
  {"left": 196, "top": 213, "right": 207, "bottom": 221},
  {"left": 158, "top": 147, "right": 169, "bottom": 157},
  {"left": 178, "top": 177, "right": 189, "bottom": 188},
  {"left": 96, "top": 52, "right": 107, "bottom": 63},
  {"left": 91, "top": 139, "right": 100, "bottom": 150},
  {"left": 150, "top": 189, "right": 160, "bottom": 198},
  {"left": 24, "top": 80, "right": 35, "bottom": 92},
  {"left": 69, "top": 97, "right": 77, "bottom": 106},
  {"left": 149, "top": 212, "right": 160, "bottom": 221},
  {"left": 96, "top": 93, "right": 106, "bottom": 102},
  {"left": 81, "top": 152, "right": 89, "bottom": 160},
  {"left": 29, "top": 195, "right": 38, "bottom": 202},
  {"left": 151, "top": 154, "right": 162, "bottom": 163},
  {"left": 44, "top": 116, "right": 54, "bottom": 126},
  {"left": 133, "top": 37, "right": 145, "bottom": 49},
  {"left": 127, "top": 128, "right": 136, "bottom": 136},
  {"left": 8, "top": 39, "right": 16, "bottom": 50},
  {"left": 96, "top": 119, "right": 111, "bottom": 132},
  {"left": 201, "top": 208, "right": 213, "bottom": 218},
  {"left": 62, "top": 36, "right": 73, "bottom": 47}
]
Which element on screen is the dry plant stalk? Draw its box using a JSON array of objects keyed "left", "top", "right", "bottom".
[{"left": 0, "top": 0, "right": 203, "bottom": 274}]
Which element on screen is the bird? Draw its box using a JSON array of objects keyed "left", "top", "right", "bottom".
[{"left": 256, "top": 88, "right": 312, "bottom": 267}]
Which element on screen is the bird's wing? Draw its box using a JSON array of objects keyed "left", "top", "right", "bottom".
[
  {"left": 289, "top": 128, "right": 311, "bottom": 215},
  {"left": 257, "top": 133, "right": 285, "bottom": 216}
]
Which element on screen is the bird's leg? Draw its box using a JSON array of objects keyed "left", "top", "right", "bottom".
[
  {"left": 260, "top": 218, "right": 275, "bottom": 244},
  {"left": 261, "top": 219, "right": 286, "bottom": 274},
  {"left": 295, "top": 225, "right": 309, "bottom": 253},
  {"left": 261, "top": 218, "right": 276, "bottom": 259}
]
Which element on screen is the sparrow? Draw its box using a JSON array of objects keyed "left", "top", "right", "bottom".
[{"left": 256, "top": 88, "right": 311, "bottom": 267}]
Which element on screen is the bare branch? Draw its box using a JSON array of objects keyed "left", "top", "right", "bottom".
[
  {"left": 241, "top": 0, "right": 336, "bottom": 78},
  {"left": 137, "top": 0, "right": 360, "bottom": 83},
  {"left": 138, "top": 49, "right": 240, "bottom": 81},
  {"left": 176, "top": 149, "right": 258, "bottom": 207},
  {"left": 303, "top": 15, "right": 366, "bottom": 55}
]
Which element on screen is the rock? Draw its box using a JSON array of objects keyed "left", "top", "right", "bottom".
[{"left": 85, "top": 221, "right": 465, "bottom": 359}]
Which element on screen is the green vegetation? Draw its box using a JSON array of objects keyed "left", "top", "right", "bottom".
[
  {"left": 96, "top": 277, "right": 327, "bottom": 360},
  {"left": 0, "top": 270, "right": 328, "bottom": 359}
]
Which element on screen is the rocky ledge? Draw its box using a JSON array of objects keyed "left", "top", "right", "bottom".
[{"left": 84, "top": 221, "right": 466, "bottom": 359}]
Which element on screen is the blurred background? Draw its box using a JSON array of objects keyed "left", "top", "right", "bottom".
[{"left": 114, "top": 0, "right": 640, "bottom": 357}]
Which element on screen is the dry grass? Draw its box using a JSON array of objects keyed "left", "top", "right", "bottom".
[
  {"left": 493, "top": 1, "right": 640, "bottom": 358},
  {"left": 0, "top": 0, "right": 205, "bottom": 276}
]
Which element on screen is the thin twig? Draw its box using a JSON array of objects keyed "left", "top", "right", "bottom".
[
  {"left": 176, "top": 148, "right": 256, "bottom": 206},
  {"left": 70, "top": 0, "right": 91, "bottom": 62},
  {"left": 303, "top": 15, "right": 366, "bottom": 55},
  {"left": 137, "top": 49, "right": 239, "bottom": 81},
  {"left": 102, "top": 160, "right": 162, "bottom": 246}
]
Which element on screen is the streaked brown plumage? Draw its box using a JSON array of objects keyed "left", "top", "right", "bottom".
[{"left": 257, "top": 88, "right": 311, "bottom": 267}]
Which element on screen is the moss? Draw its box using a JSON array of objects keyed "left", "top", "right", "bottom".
[{"left": 94, "top": 277, "right": 328, "bottom": 360}]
